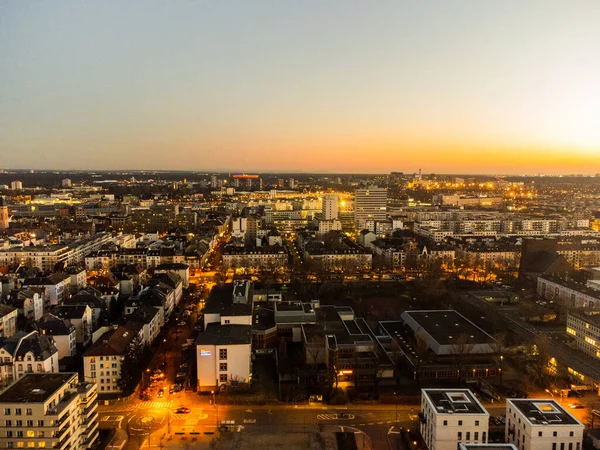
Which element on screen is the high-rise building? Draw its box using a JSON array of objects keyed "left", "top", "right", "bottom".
[
  {"left": 61, "top": 178, "right": 72, "bottom": 188},
  {"left": 322, "top": 194, "right": 339, "bottom": 220},
  {"left": 210, "top": 174, "right": 218, "bottom": 188},
  {"left": 10, "top": 181, "right": 22, "bottom": 191},
  {"left": 0, "top": 373, "right": 99, "bottom": 449},
  {"left": 0, "top": 197, "right": 8, "bottom": 230},
  {"left": 354, "top": 187, "right": 387, "bottom": 229}
]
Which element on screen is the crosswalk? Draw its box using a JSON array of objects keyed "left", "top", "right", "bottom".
[
  {"left": 98, "top": 400, "right": 173, "bottom": 413},
  {"left": 317, "top": 413, "right": 355, "bottom": 421}
]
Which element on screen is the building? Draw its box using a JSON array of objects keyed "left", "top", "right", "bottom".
[
  {"left": 538, "top": 275, "right": 600, "bottom": 308},
  {"left": 83, "top": 326, "right": 139, "bottom": 394},
  {"left": 195, "top": 324, "right": 252, "bottom": 391},
  {"left": 61, "top": 178, "right": 72, "bottom": 188},
  {"left": 23, "top": 273, "right": 72, "bottom": 306},
  {"left": 0, "top": 331, "right": 59, "bottom": 387},
  {"left": 38, "top": 314, "right": 77, "bottom": 360},
  {"left": 0, "top": 304, "right": 18, "bottom": 338},
  {"left": 354, "top": 188, "right": 387, "bottom": 229},
  {"left": 566, "top": 310, "right": 600, "bottom": 362},
  {"left": 0, "top": 196, "right": 8, "bottom": 230},
  {"left": 420, "top": 388, "right": 490, "bottom": 450},
  {"left": 322, "top": 194, "right": 339, "bottom": 220},
  {"left": 505, "top": 398, "right": 583, "bottom": 450},
  {"left": 222, "top": 244, "right": 288, "bottom": 271},
  {"left": 10, "top": 180, "right": 22, "bottom": 190},
  {"left": 0, "top": 372, "right": 99, "bottom": 449}
]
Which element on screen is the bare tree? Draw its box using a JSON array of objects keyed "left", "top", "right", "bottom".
[{"left": 451, "top": 333, "right": 475, "bottom": 381}]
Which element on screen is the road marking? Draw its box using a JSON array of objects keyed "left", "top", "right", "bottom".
[
  {"left": 367, "top": 422, "right": 374, "bottom": 425},
  {"left": 317, "top": 413, "right": 355, "bottom": 421}
]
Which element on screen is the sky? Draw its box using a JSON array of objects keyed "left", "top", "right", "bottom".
[{"left": 1, "top": 1, "right": 600, "bottom": 174}]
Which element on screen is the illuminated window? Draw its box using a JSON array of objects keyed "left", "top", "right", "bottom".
[
  {"left": 586, "top": 323, "right": 590, "bottom": 329},
  {"left": 586, "top": 337, "right": 596, "bottom": 346},
  {"left": 567, "top": 328, "right": 577, "bottom": 336}
]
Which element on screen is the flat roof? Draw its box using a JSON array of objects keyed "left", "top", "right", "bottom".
[
  {"left": 195, "top": 324, "right": 252, "bottom": 346},
  {"left": 404, "top": 310, "right": 495, "bottom": 346},
  {"left": 422, "top": 389, "right": 488, "bottom": 415},
  {"left": 459, "top": 445, "right": 518, "bottom": 450},
  {"left": 508, "top": 399, "right": 582, "bottom": 426},
  {"left": 0, "top": 373, "right": 76, "bottom": 403}
]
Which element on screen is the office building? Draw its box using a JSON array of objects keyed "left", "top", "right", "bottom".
[
  {"left": 0, "top": 373, "right": 99, "bottom": 449},
  {"left": 354, "top": 187, "right": 387, "bottom": 229},
  {"left": 10, "top": 181, "right": 22, "bottom": 191},
  {"left": 322, "top": 194, "right": 339, "bottom": 220},
  {"left": 420, "top": 388, "right": 490, "bottom": 450},
  {"left": 506, "top": 399, "right": 583, "bottom": 450}
]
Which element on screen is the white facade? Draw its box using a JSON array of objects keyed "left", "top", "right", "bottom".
[
  {"left": 354, "top": 188, "right": 387, "bottom": 229},
  {"left": 322, "top": 194, "right": 339, "bottom": 220},
  {"left": 196, "top": 341, "right": 251, "bottom": 391},
  {"left": 0, "top": 307, "right": 17, "bottom": 338},
  {"left": 0, "top": 331, "right": 59, "bottom": 387},
  {"left": 420, "top": 389, "right": 490, "bottom": 450},
  {"left": 83, "top": 354, "right": 123, "bottom": 394},
  {"left": 538, "top": 276, "right": 600, "bottom": 308},
  {"left": 505, "top": 399, "right": 583, "bottom": 450},
  {"left": 0, "top": 373, "right": 99, "bottom": 450}
]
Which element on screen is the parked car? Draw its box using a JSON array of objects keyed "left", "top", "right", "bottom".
[
  {"left": 157, "top": 389, "right": 164, "bottom": 398},
  {"left": 176, "top": 407, "right": 191, "bottom": 414}
]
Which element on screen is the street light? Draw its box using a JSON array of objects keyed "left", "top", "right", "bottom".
[{"left": 163, "top": 338, "right": 167, "bottom": 366}]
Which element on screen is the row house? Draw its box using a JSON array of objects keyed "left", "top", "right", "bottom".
[{"left": 0, "top": 331, "right": 59, "bottom": 387}]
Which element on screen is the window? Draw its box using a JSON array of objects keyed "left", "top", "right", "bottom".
[
  {"left": 554, "top": 431, "right": 558, "bottom": 437},
  {"left": 561, "top": 444, "right": 565, "bottom": 450},
  {"left": 482, "top": 432, "right": 486, "bottom": 443},
  {"left": 475, "top": 420, "right": 479, "bottom": 426},
  {"left": 569, "top": 444, "right": 573, "bottom": 450},
  {"left": 219, "top": 349, "right": 227, "bottom": 360},
  {"left": 443, "top": 420, "right": 447, "bottom": 426},
  {"left": 569, "top": 431, "right": 574, "bottom": 437},
  {"left": 16, "top": 432, "right": 23, "bottom": 438},
  {"left": 458, "top": 420, "right": 462, "bottom": 426},
  {"left": 5, "top": 421, "right": 11, "bottom": 427},
  {"left": 26, "top": 421, "right": 33, "bottom": 427},
  {"left": 37, "top": 421, "right": 43, "bottom": 427},
  {"left": 219, "top": 374, "right": 227, "bottom": 383},
  {"left": 27, "top": 431, "right": 34, "bottom": 438},
  {"left": 25, "top": 409, "right": 31, "bottom": 416},
  {"left": 466, "top": 432, "right": 470, "bottom": 440},
  {"left": 539, "top": 431, "right": 543, "bottom": 437},
  {"left": 553, "top": 444, "right": 557, "bottom": 450},
  {"left": 4, "top": 409, "right": 10, "bottom": 415},
  {"left": 457, "top": 432, "right": 462, "bottom": 440},
  {"left": 474, "top": 432, "right": 478, "bottom": 441},
  {"left": 16, "top": 420, "right": 22, "bottom": 427},
  {"left": 224, "top": 319, "right": 230, "bottom": 324},
  {"left": 220, "top": 363, "right": 227, "bottom": 371},
  {"left": 15, "top": 409, "right": 21, "bottom": 415},
  {"left": 6, "top": 431, "right": 12, "bottom": 437}
]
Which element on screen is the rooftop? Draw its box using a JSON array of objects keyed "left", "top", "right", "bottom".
[
  {"left": 508, "top": 399, "right": 582, "bottom": 426},
  {"left": 402, "top": 310, "right": 496, "bottom": 346},
  {"left": 195, "top": 324, "right": 252, "bottom": 346},
  {"left": 0, "top": 373, "right": 77, "bottom": 403},
  {"left": 459, "top": 446, "right": 518, "bottom": 450},
  {"left": 422, "top": 389, "right": 488, "bottom": 415}
]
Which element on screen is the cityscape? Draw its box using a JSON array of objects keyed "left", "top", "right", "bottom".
[{"left": 2, "top": 2, "right": 600, "bottom": 450}]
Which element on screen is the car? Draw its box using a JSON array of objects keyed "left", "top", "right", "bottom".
[
  {"left": 141, "top": 394, "right": 151, "bottom": 401},
  {"left": 175, "top": 407, "right": 191, "bottom": 414},
  {"left": 173, "top": 384, "right": 183, "bottom": 392},
  {"left": 569, "top": 403, "right": 585, "bottom": 409},
  {"left": 169, "top": 386, "right": 174, "bottom": 394},
  {"left": 157, "top": 389, "right": 164, "bottom": 398},
  {"left": 179, "top": 363, "right": 188, "bottom": 370}
]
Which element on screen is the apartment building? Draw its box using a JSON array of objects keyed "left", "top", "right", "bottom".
[
  {"left": 505, "top": 399, "right": 583, "bottom": 450},
  {"left": 222, "top": 244, "right": 288, "bottom": 271},
  {"left": 420, "top": 388, "right": 490, "bottom": 450},
  {"left": 0, "top": 372, "right": 99, "bottom": 449},
  {"left": 566, "top": 310, "right": 600, "bottom": 361},
  {"left": 0, "top": 331, "right": 59, "bottom": 387},
  {"left": 354, "top": 188, "right": 387, "bottom": 229},
  {"left": 0, "top": 305, "right": 17, "bottom": 338},
  {"left": 459, "top": 445, "right": 518, "bottom": 450},
  {"left": 83, "top": 326, "right": 140, "bottom": 394},
  {"left": 538, "top": 275, "right": 600, "bottom": 308},
  {"left": 0, "top": 233, "right": 113, "bottom": 271}
]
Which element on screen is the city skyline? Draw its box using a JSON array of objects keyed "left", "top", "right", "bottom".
[{"left": 1, "top": 1, "right": 599, "bottom": 173}]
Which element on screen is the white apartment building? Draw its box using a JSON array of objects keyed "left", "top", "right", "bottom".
[
  {"left": 0, "top": 372, "right": 99, "bottom": 449},
  {"left": 196, "top": 324, "right": 252, "bottom": 391},
  {"left": 420, "top": 388, "right": 490, "bottom": 450},
  {"left": 538, "top": 276, "right": 600, "bottom": 308},
  {"left": 0, "top": 305, "right": 17, "bottom": 338},
  {"left": 10, "top": 180, "right": 22, "bottom": 190},
  {"left": 322, "top": 194, "right": 339, "bottom": 220},
  {"left": 566, "top": 310, "right": 600, "bottom": 362},
  {"left": 0, "top": 233, "right": 113, "bottom": 271},
  {"left": 354, "top": 188, "right": 387, "bottom": 229},
  {"left": 0, "top": 331, "right": 59, "bottom": 388},
  {"left": 83, "top": 326, "right": 140, "bottom": 394},
  {"left": 505, "top": 399, "right": 583, "bottom": 450}
]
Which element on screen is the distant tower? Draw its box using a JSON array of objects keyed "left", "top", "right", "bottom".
[
  {"left": 0, "top": 197, "right": 8, "bottom": 230},
  {"left": 322, "top": 194, "right": 339, "bottom": 220}
]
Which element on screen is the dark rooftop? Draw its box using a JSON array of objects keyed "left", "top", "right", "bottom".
[
  {"left": 403, "top": 310, "right": 495, "bottom": 346},
  {"left": 508, "top": 399, "right": 582, "bottom": 426},
  {"left": 204, "top": 284, "right": 252, "bottom": 317},
  {"left": 0, "top": 373, "right": 77, "bottom": 403},
  {"left": 195, "top": 324, "right": 251, "bottom": 346}
]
